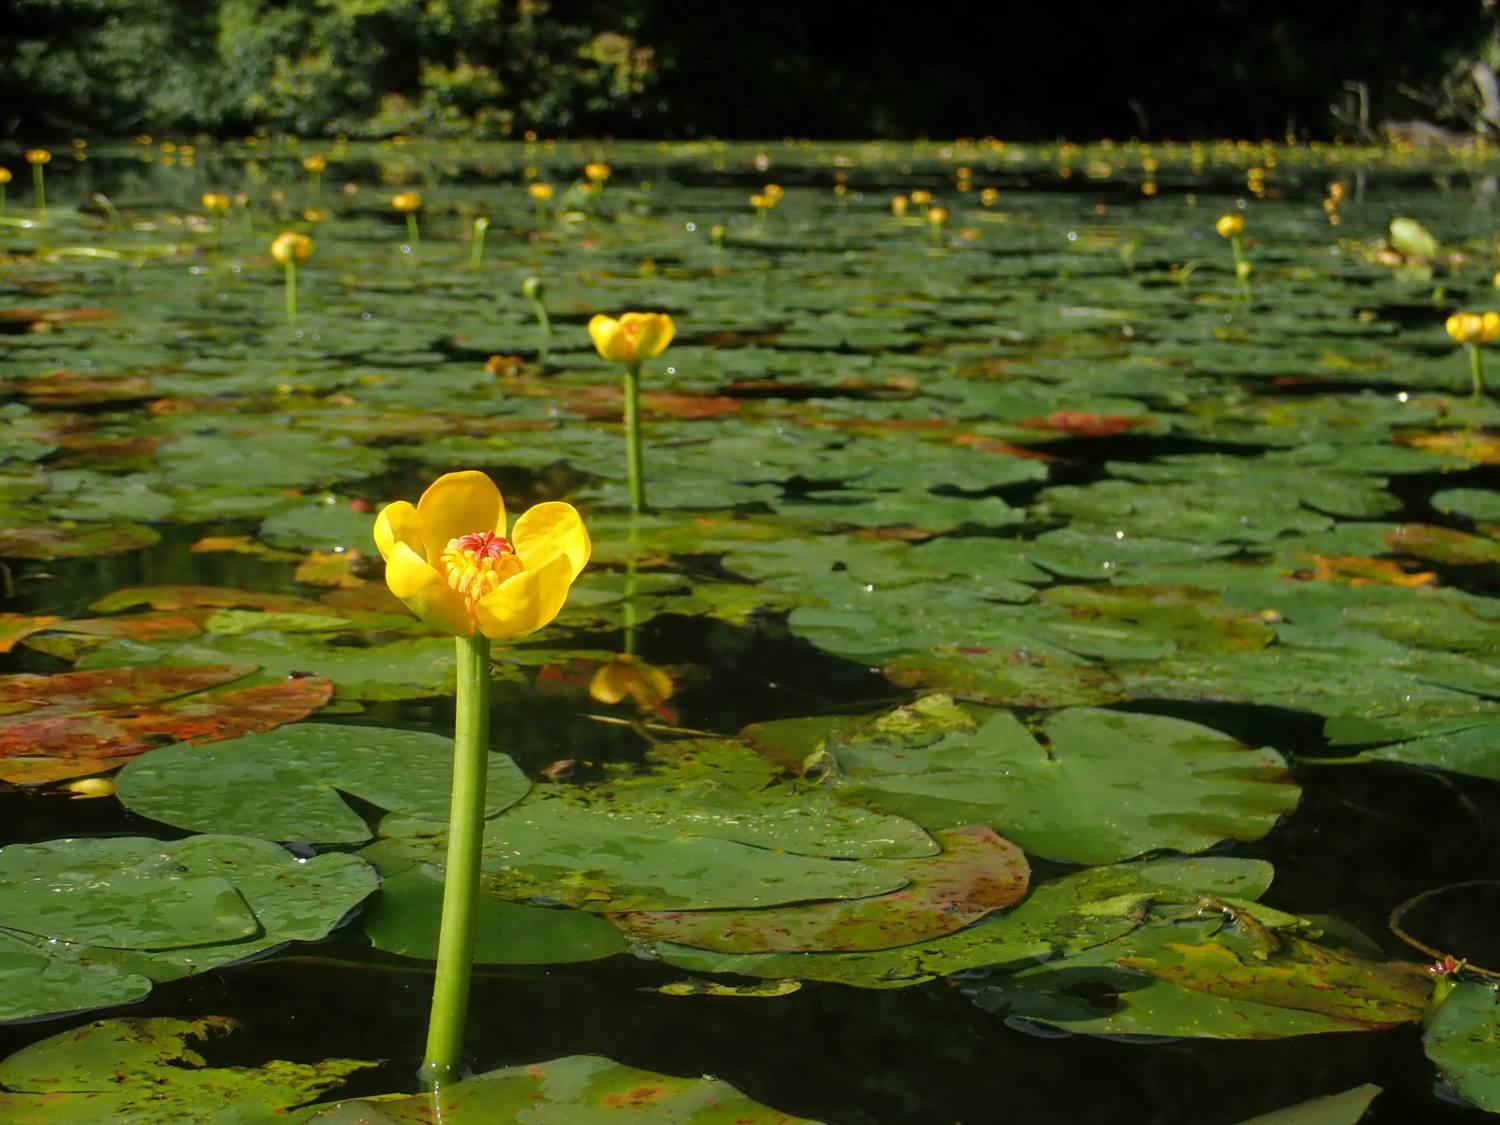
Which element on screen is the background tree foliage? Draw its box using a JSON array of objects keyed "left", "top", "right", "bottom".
[{"left": 0, "top": 0, "right": 1493, "bottom": 139}]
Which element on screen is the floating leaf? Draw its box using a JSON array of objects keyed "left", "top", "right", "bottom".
[
  {"left": 0, "top": 664, "right": 332, "bottom": 784},
  {"left": 0, "top": 1016, "right": 377, "bottom": 1123},
  {"left": 1425, "top": 981, "right": 1500, "bottom": 1112},
  {"left": 1232, "top": 1085, "right": 1382, "bottom": 1125},
  {"left": 307, "top": 1054, "right": 819, "bottom": 1123},
  {"left": 610, "top": 825, "right": 1029, "bottom": 953},
  {"left": 117, "top": 724, "right": 530, "bottom": 844},
  {"left": 883, "top": 645, "right": 1125, "bottom": 708}
]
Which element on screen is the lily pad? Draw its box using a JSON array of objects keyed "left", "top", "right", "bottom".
[
  {"left": 0, "top": 1016, "right": 377, "bottom": 1123},
  {"left": 609, "top": 825, "right": 1029, "bottom": 953},
  {"left": 1233, "top": 1085, "right": 1382, "bottom": 1125},
  {"left": 307, "top": 1054, "right": 820, "bottom": 1123},
  {"left": 0, "top": 664, "right": 333, "bottom": 784},
  {"left": 117, "top": 724, "right": 531, "bottom": 844},
  {"left": 1425, "top": 981, "right": 1500, "bottom": 1112}
]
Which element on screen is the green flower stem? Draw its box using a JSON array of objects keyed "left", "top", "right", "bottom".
[
  {"left": 469, "top": 224, "right": 487, "bottom": 271},
  {"left": 309, "top": 170, "right": 321, "bottom": 205},
  {"left": 1, "top": 182, "right": 7, "bottom": 214},
  {"left": 32, "top": 165, "right": 45, "bottom": 211},
  {"left": 531, "top": 298, "right": 552, "bottom": 364},
  {"left": 623, "top": 519, "right": 640, "bottom": 656},
  {"left": 623, "top": 362, "right": 646, "bottom": 511},
  {"left": 1471, "top": 343, "right": 1486, "bottom": 399},
  {"left": 421, "top": 631, "right": 493, "bottom": 1090},
  {"left": 406, "top": 212, "right": 420, "bottom": 249},
  {"left": 283, "top": 260, "right": 298, "bottom": 327}
]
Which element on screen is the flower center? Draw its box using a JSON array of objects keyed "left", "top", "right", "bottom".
[{"left": 441, "top": 531, "right": 522, "bottom": 611}]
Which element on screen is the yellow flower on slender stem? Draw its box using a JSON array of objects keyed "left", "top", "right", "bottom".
[
  {"left": 201, "top": 193, "right": 230, "bottom": 254},
  {"left": 585, "top": 161, "right": 611, "bottom": 185},
  {"left": 469, "top": 215, "right": 489, "bottom": 271},
  {"left": 1216, "top": 213, "right": 1250, "bottom": 295},
  {"left": 909, "top": 189, "right": 933, "bottom": 214},
  {"left": 890, "top": 194, "right": 909, "bottom": 217},
  {"left": 373, "top": 470, "right": 590, "bottom": 641},
  {"left": 1447, "top": 310, "right": 1498, "bottom": 397},
  {"left": 926, "top": 205, "right": 948, "bottom": 243},
  {"left": 25, "top": 149, "right": 49, "bottom": 211},
  {"left": 589, "top": 312, "right": 675, "bottom": 510},
  {"left": 392, "top": 192, "right": 422, "bottom": 247},
  {"left": 270, "top": 231, "right": 313, "bottom": 325},
  {"left": 303, "top": 153, "right": 325, "bottom": 203},
  {"left": 528, "top": 181, "right": 554, "bottom": 223},
  {"left": 980, "top": 187, "right": 999, "bottom": 207},
  {"left": 0, "top": 166, "right": 13, "bottom": 213},
  {"left": 372, "top": 469, "right": 587, "bottom": 1090}
]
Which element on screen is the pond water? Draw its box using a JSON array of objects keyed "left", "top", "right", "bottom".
[{"left": 2, "top": 138, "right": 1500, "bottom": 1123}]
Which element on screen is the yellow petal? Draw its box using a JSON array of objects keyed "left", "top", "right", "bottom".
[
  {"left": 621, "top": 312, "right": 674, "bottom": 360},
  {"left": 385, "top": 542, "right": 474, "bottom": 636},
  {"left": 511, "top": 502, "right": 590, "bottom": 582},
  {"left": 416, "top": 471, "right": 506, "bottom": 562},
  {"left": 474, "top": 553, "right": 574, "bottom": 639},
  {"left": 373, "top": 500, "right": 424, "bottom": 562},
  {"left": 588, "top": 315, "right": 626, "bottom": 361}
]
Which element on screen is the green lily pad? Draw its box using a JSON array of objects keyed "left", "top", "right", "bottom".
[
  {"left": 1425, "top": 981, "right": 1500, "bottom": 1112},
  {"left": 1233, "top": 1085, "right": 1382, "bottom": 1125},
  {"left": 884, "top": 645, "right": 1125, "bottom": 707},
  {"left": 609, "top": 824, "right": 1029, "bottom": 953},
  {"left": 117, "top": 724, "right": 531, "bottom": 844},
  {"left": 0, "top": 520, "right": 160, "bottom": 560},
  {"left": 758, "top": 695, "right": 1298, "bottom": 864},
  {"left": 0, "top": 836, "right": 377, "bottom": 1022},
  {"left": 307, "top": 1054, "right": 820, "bottom": 1123},
  {"left": 0, "top": 1016, "right": 377, "bottom": 1123}
]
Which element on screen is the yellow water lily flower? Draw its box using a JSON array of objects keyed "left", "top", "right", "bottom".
[
  {"left": 1447, "top": 311, "right": 1500, "bottom": 345},
  {"left": 303, "top": 153, "right": 326, "bottom": 173},
  {"left": 24, "top": 149, "right": 51, "bottom": 166},
  {"left": 1216, "top": 213, "right": 1245, "bottom": 237},
  {"left": 374, "top": 471, "right": 589, "bottom": 640},
  {"left": 0, "top": 168, "right": 12, "bottom": 185},
  {"left": 890, "top": 194, "right": 908, "bottom": 216},
  {"left": 588, "top": 312, "right": 675, "bottom": 364},
  {"left": 392, "top": 191, "right": 422, "bottom": 212},
  {"left": 201, "top": 192, "right": 230, "bottom": 212},
  {"left": 270, "top": 231, "right": 313, "bottom": 263},
  {"left": 528, "top": 182, "right": 555, "bottom": 201},
  {"left": 585, "top": 162, "right": 611, "bottom": 183}
]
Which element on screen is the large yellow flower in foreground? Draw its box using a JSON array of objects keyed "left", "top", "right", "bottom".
[
  {"left": 588, "top": 312, "right": 674, "bottom": 364},
  {"left": 374, "top": 471, "right": 590, "bottom": 640}
]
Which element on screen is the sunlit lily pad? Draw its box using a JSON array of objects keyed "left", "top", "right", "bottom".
[
  {"left": 0, "top": 1016, "right": 377, "bottom": 1122},
  {"left": 0, "top": 664, "right": 333, "bottom": 784},
  {"left": 117, "top": 724, "right": 530, "bottom": 844},
  {"left": 1233, "top": 1085, "right": 1382, "bottom": 1125}
]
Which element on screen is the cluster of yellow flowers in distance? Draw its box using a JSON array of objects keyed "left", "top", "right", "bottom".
[{"left": 1445, "top": 311, "right": 1500, "bottom": 345}]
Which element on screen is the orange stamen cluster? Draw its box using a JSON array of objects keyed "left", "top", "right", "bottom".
[{"left": 441, "top": 531, "right": 521, "bottom": 610}]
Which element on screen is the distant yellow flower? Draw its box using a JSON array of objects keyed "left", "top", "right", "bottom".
[
  {"left": 392, "top": 191, "right": 422, "bottom": 212},
  {"left": 910, "top": 189, "right": 933, "bottom": 206},
  {"left": 979, "top": 187, "right": 999, "bottom": 206},
  {"left": 1446, "top": 312, "right": 1488, "bottom": 345},
  {"left": 762, "top": 183, "right": 784, "bottom": 201},
  {"left": 584, "top": 162, "right": 611, "bottom": 184},
  {"left": 373, "top": 470, "right": 589, "bottom": 640},
  {"left": 0, "top": 168, "right": 14, "bottom": 185},
  {"left": 270, "top": 231, "right": 313, "bottom": 264},
  {"left": 890, "top": 194, "right": 909, "bottom": 216},
  {"left": 201, "top": 192, "right": 230, "bottom": 212},
  {"left": 588, "top": 312, "right": 675, "bottom": 364},
  {"left": 927, "top": 206, "right": 948, "bottom": 227},
  {"left": 24, "top": 149, "right": 50, "bottom": 166},
  {"left": 528, "top": 182, "right": 554, "bottom": 202},
  {"left": 303, "top": 153, "right": 326, "bottom": 173},
  {"left": 749, "top": 192, "right": 771, "bottom": 212},
  {"left": 1216, "top": 213, "right": 1245, "bottom": 238}
]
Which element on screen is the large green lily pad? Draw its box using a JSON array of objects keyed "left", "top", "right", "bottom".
[
  {"left": 1425, "top": 981, "right": 1500, "bottom": 1112},
  {"left": 0, "top": 835, "right": 377, "bottom": 1022},
  {"left": 117, "top": 723, "right": 531, "bottom": 844}
]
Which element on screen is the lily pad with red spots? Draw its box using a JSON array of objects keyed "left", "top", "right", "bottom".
[{"left": 0, "top": 664, "right": 333, "bottom": 784}]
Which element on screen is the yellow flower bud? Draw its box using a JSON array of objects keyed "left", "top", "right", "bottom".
[
  {"left": 528, "top": 182, "right": 554, "bottom": 202},
  {"left": 1483, "top": 311, "right": 1500, "bottom": 343},
  {"left": 927, "top": 206, "right": 948, "bottom": 227},
  {"left": 1216, "top": 213, "right": 1245, "bottom": 238},
  {"left": 588, "top": 311, "right": 675, "bottom": 364},
  {"left": 890, "top": 194, "right": 909, "bottom": 216},
  {"left": 201, "top": 192, "right": 230, "bottom": 211},
  {"left": 979, "top": 187, "right": 998, "bottom": 206},
  {"left": 25, "top": 149, "right": 51, "bottom": 166},
  {"left": 0, "top": 168, "right": 15, "bottom": 185},
  {"left": 391, "top": 191, "right": 422, "bottom": 213},
  {"left": 270, "top": 231, "right": 313, "bottom": 264},
  {"left": 910, "top": 189, "right": 933, "bottom": 205},
  {"left": 303, "top": 153, "right": 326, "bottom": 173},
  {"left": 1446, "top": 312, "right": 1487, "bottom": 345},
  {"left": 584, "top": 162, "right": 611, "bottom": 184}
]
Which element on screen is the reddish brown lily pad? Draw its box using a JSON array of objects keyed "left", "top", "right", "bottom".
[
  {"left": 0, "top": 522, "right": 160, "bottom": 560},
  {"left": 607, "top": 825, "right": 1029, "bottom": 954},
  {"left": 1018, "top": 410, "right": 1148, "bottom": 437},
  {"left": 0, "top": 664, "right": 333, "bottom": 784}
]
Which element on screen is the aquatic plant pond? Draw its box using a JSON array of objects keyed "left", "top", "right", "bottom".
[{"left": 4, "top": 138, "right": 1500, "bottom": 1123}]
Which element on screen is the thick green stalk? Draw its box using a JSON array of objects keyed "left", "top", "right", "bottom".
[
  {"left": 32, "top": 165, "right": 45, "bottom": 212},
  {"left": 421, "top": 632, "right": 492, "bottom": 1089},
  {"left": 406, "top": 212, "right": 420, "bottom": 249},
  {"left": 623, "top": 362, "right": 646, "bottom": 511},
  {"left": 1471, "top": 343, "right": 1486, "bottom": 399},
  {"left": 623, "top": 519, "right": 640, "bottom": 656},
  {"left": 532, "top": 299, "right": 552, "bottom": 365},
  {"left": 1, "top": 183, "right": 7, "bottom": 214},
  {"left": 284, "top": 260, "right": 297, "bottom": 327}
]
